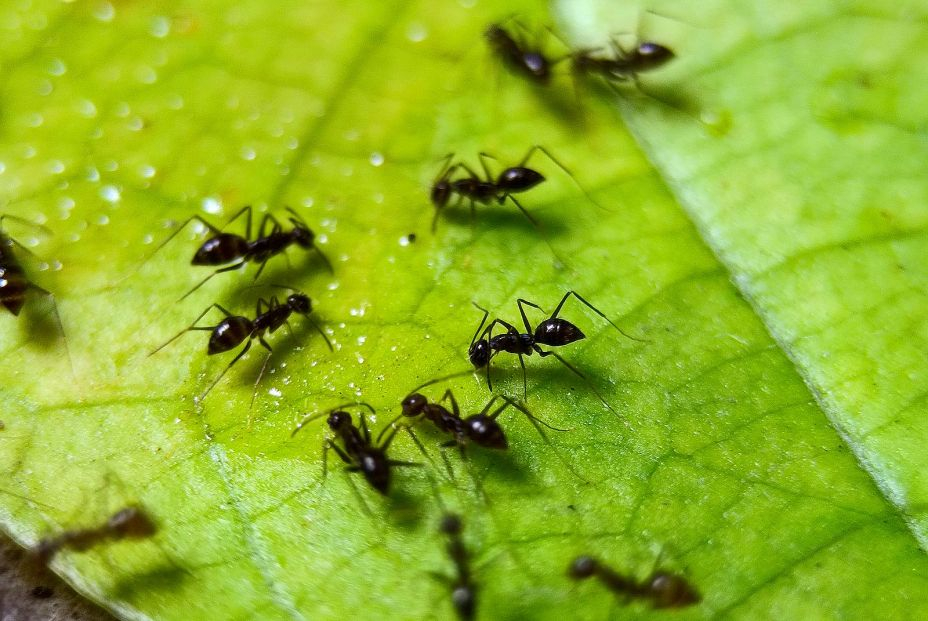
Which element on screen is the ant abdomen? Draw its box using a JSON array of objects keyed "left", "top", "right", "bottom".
[
  {"left": 497, "top": 167, "right": 545, "bottom": 193},
  {"left": 464, "top": 414, "right": 508, "bottom": 450},
  {"left": 207, "top": 316, "right": 253, "bottom": 355},
  {"left": 534, "top": 318, "right": 585, "bottom": 346},
  {"left": 193, "top": 234, "right": 248, "bottom": 265}
]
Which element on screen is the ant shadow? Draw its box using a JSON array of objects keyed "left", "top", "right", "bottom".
[
  {"left": 439, "top": 203, "right": 570, "bottom": 238},
  {"left": 110, "top": 562, "right": 189, "bottom": 602},
  {"left": 18, "top": 296, "right": 64, "bottom": 351}
]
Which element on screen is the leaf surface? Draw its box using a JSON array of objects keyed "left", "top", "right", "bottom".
[{"left": 1, "top": 0, "right": 926, "bottom": 619}]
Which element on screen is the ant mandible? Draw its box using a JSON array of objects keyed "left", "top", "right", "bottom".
[
  {"left": 429, "top": 145, "right": 578, "bottom": 232},
  {"left": 568, "top": 555, "right": 701, "bottom": 609},
  {"left": 150, "top": 287, "right": 332, "bottom": 403},
  {"left": 148, "top": 205, "right": 332, "bottom": 299},
  {"left": 433, "top": 514, "right": 477, "bottom": 621},
  {"left": 484, "top": 18, "right": 556, "bottom": 85},
  {"left": 34, "top": 506, "right": 157, "bottom": 564},
  {"left": 468, "top": 290, "right": 644, "bottom": 399},
  {"left": 291, "top": 403, "right": 418, "bottom": 495}
]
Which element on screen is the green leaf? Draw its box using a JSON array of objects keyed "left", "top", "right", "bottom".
[{"left": 1, "top": 0, "right": 926, "bottom": 619}]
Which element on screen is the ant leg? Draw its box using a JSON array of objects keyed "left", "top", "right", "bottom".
[
  {"left": 340, "top": 471, "right": 373, "bottom": 516},
  {"left": 476, "top": 152, "right": 497, "bottom": 181},
  {"left": 291, "top": 410, "right": 329, "bottom": 437},
  {"left": 470, "top": 303, "right": 490, "bottom": 349},
  {"left": 221, "top": 205, "right": 254, "bottom": 240},
  {"left": 501, "top": 397, "right": 587, "bottom": 482},
  {"left": 537, "top": 347, "right": 619, "bottom": 416},
  {"left": 198, "top": 339, "right": 253, "bottom": 402},
  {"left": 249, "top": 351, "right": 273, "bottom": 412},
  {"left": 505, "top": 195, "right": 540, "bottom": 227},
  {"left": 516, "top": 298, "right": 545, "bottom": 333},
  {"left": 518, "top": 353, "right": 528, "bottom": 400},
  {"left": 252, "top": 257, "right": 272, "bottom": 281},
  {"left": 401, "top": 427, "right": 450, "bottom": 480},
  {"left": 149, "top": 303, "right": 228, "bottom": 356},
  {"left": 326, "top": 438, "right": 353, "bottom": 466},
  {"left": 179, "top": 261, "right": 247, "bottom": 301},
  {"left": 554, "top": 290, "right": 648, "bottom": 342},
  {"left": 432, "top": 153, "right": 456, "bottom": 185},
  {"left": 256, "top": 212, "right": 283, "bottom": 240},
  {"left": 312, "top": 245, "right": 334, "bottom": 274},
  {"left": 498, "top": 396, "right": 570, "bottom": 431},
  {"left": 438, "top": 389, "right": 461, "bottom": 418},
  {"left": 521, "top": 145, "right": 608, "bottom": 211}
]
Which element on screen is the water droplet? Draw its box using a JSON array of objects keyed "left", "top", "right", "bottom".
[
  {"left": 58, "top": 196, "right": 74, "bottom": 211},
  {"left": 406, "top": 22, "right": 427, "bottom": 42},
  {"left": 0, "top": 162, "right": 5, "bottom": 175},
  {"left": 372, "top": 193, "right": 384, "bottom": 204},
  {"left": 140, "top": 164, "right": 156, "bottom": 178},
  {"left": 115, "top": 102, "right": 130, "bottom": 117},
  {"left": 343, "top": 129, "right": 359, "bottom": 141},
  {"left": 93, "top": 1, "right": 115, "bottom": 22},
  {"left": 302, "top": 197, "right": 314, "bottom": 208},
  {"left": 202, "top": 197, "right": 222, "bottom": 214},
  {"left": 78, "top": 99, "right": 97, "bottom": 117},
  {"left": 48, "top": 58, "right": 67, "bottom": 76},
  {"left": 48, "top": 160, "right": 64, "bottom": 174},
  {"left": 96, "top": 214, "right": 110, "bottom": 225},
  {"left": 268, "top": 387, "right": 282, "bottom": 397},
  {"left": 100, "top": 185, "right": 121, "bottom": 203},
  {"left": 168, "top": 94, "right": 184, "bottom": 109},
  {"left": 137, "top": 66, "right": 157, "bottom": 84},
  {"left": 150, "top": 16, "right": 170, "bottom": 38},
  {"left": 369, "top": 151, "right": 384, "bottom": 167},
  {"left": 23, "top": 146, "right": 36, "bottom": 158},
  {"left": 286, "top": 137, "right": 299, "bottom": 150},
  {"left": 240, "top": 146, "right": 256, "bottom": 161},
  {"left": 127, "top": 116, "right": 144, "bottom": 131},
  {"left": 25, "top": 113, "right": 43, "bottom": 128},
  {"left": 700, "top": 109, "right": 732, "bottom": 137},
  {"left": 37, "top": 80, "right": 52, "bottom": 96},
  {"left": 103, "top": 160, "right": 118, "bottom": 172},
  {"left": 356, "top": 335, "right": 367, "bottom": 345},
  {"left": 86, "top": 166, "right": 100, "bottom": 182}
]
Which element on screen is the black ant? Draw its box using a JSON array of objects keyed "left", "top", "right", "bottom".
[
  {"left": 378, "top": 377, "right": 566, "bottom": 453},
  {"left": 150, "top": 287, "right": 332, "bottom": 403},
  {"left": 0, "top": 215, "right": 61, "bottom": 317},
  {"left": 33, "top": 506, "right": 156, "bottom": 564},
  {"left": 468, "top": 290, "right": 644, "bottom": 399},
  {"left": 291, "top": 403, "right": 417, "bottom": 495},
  {"left": 430, "top": 145, "right": 581, "bottom": 232},
  {"left": 148, "top": 205, "right": 332, "bottom": 299},
  {"left": 568, "top": 555, "right": 701, "bottom": 609},
  {"left": 569, "top": 38, "right": 675, "bottom": 86},
  {"left": 485, "top": 19, "right": 556, "bottom": 85},
  {"left": 433, "top": 514, "right": 477, "bottom": 621}
]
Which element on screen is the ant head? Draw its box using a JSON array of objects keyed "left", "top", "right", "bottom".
[
  {"left": 431, "top": 180, "right": 452, "bottom": 209},
  {"left": 636, "top": 41, "right": 675, "bottom": 68},
  {"left": 452, "top": 585, "right": 476, "bottom": 619},
  {"left": 107, "top": 507, "right": 157, "bottom": 538},
  {"left": 569, "top": 556, "right": 598, "bottom": 579},
  {"left": 523, "top": 52, "right": 550, "bottom": 81},
  {"left": 465, "top": 414, "right": 508, "bottom": 449},
  {"left": 649, "top": 572, "right": 701, "bottom": 608},
  {"left": 440, "top": 513, "right": 462, "bottom": 535},
  {"left": 291, "top": 223, "right": 315, "bottom": 249},
  {"left": 468, "top": 339, "right": 491, "bottom": 368},
  {"left": 327, "top": 410, "right": 352, "bottom": 430},
  {"left": 498, "top": 167, "right": 545, "bottom": 193},
  {"left": 360, "top": 452, "right": 390, "bottom": 495},
  {"left": 401, "top": 393, "right": 427, "bottom": 417},
  {"left": 287, "top": 293, "right": 312, "bottom": 315}
]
